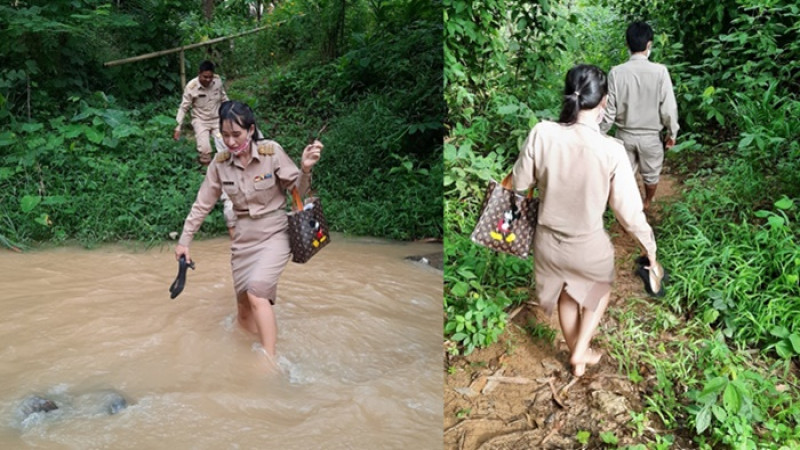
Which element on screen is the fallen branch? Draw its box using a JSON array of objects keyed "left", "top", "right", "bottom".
[
  {"left": 539, "top": 417, "right": 565, "bottom": 447},
  {"left": 486, "top": 375, "right": 535, "bottom": 385},
  {"left": 507, "top": 305, "right": 525, "bottom": 321},
  {"left": 548, "top": 378, "right": 567, "bottom": 408},
  {"left": 444, "top": 417, "right": 505, "bottom": 435},
  {"left": 558, "top": 376, "right": 580, "bottom": 398}
]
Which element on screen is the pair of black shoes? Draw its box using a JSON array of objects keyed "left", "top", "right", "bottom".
[
  {"left": 635, "top": 256, "right": 668, "bottom": 298},
  {"left": 169, "top": 255, "right": 195, "bottom": 299}
]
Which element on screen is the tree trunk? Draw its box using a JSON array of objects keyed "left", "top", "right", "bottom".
[
  {"left": 203, "top": 0, "right": 214, "bottom": 21},
  {"left": 323, "top": 0, "right": 347, "bottom": 60}
]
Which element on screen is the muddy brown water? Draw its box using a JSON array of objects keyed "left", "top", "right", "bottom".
[{"left": 0, "top": 235, "right": 443, "bottom": 449}]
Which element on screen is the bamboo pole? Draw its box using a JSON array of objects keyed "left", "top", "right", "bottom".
[
  {"left": 180, "top": 49, "right": 186, "bottom": 89},
  {"left": 103, "top": 16, "right": 303, "bottom": 67},
  {"left": 26, "top": 72, "right": 31, "bottom": 120}
]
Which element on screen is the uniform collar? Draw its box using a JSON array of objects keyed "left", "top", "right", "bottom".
[
  {"left": 231, "top": 142, "right": 260, "bottom": 169},
  {"left": 629, "top": 53, "right": 649, "bottom": 61},
  {"left": 574, "top": 118, "right": 600, "bottom": 132},
  {"left": 197, "top": 76, "right": 216, "bottom": 91}
]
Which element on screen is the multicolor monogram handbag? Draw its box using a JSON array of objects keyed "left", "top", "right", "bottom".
[
  {"left": 287, "top": 187, "right": 330, "bottom": 263},
  {"left": 470, "top": 173, "right": 538, "bottom": 259}
]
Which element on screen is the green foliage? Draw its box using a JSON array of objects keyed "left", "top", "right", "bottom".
[
  {"left": 0, "top": 94, "right": 218, "bottom": 246},
  {"left": 658, "top": 194, "right": 800, "bottom": 350},
  {"left": 684, "top": 336, "right": 800, "bottom": 447},
  {"left": 575, "top": 430, "right": 591, "bottom": 445},
  {"left": 600, "top": 430, "right": 619, "bottom": 445},
  {"left": 524, "top": 318, "right": 557, "bottom": 344},
  {"left": 0, "top": 0, "right": 198, "bottom": 122}
]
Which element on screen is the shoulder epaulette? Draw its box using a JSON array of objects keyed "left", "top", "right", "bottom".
[
  {"left": 216, "top": 152, "right": 231, "bottom": 162},
  {"left": 188, "top": 79, "right": 198, "bottom": 90},
  {"left": 258, "top": 142, "right": 275, "bottom": 156}
]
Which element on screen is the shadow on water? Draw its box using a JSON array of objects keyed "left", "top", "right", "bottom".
[{"left": 0, "top": 233, "right": 443, "bottom": 449}]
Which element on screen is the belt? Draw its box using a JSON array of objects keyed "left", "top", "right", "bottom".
[{"left": 235, "top": 208, "right": 286, "bottom": 220}]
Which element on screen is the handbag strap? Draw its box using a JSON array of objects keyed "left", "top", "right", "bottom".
[
  {"left": 500, "top": 173, "right": 534, "bottom": 199},
  {"left": 290, "top": 186, "right": 303, "bottom": 212}
]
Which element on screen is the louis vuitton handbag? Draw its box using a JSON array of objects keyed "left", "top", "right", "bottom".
[
  {"left": 470, "top": 173, "right": 538, "bottom": 259},
  {"left": 287, "top": 187, "right": 330, "bottom": 263}
]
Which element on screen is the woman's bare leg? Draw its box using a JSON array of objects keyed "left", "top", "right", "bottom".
[
  {"left": 247, "top": 292, "right": 278, "bottom": 357},
  {"left": 569, "top": 291, "right": 611, "bottom": 376},
  {"left": 557, "top": 288, "right": 580, "bottom": 354},
  {"left": 236, "top": 292, "right": 258, "bottom": 335}
]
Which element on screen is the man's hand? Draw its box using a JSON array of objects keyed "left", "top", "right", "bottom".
[
  {"left": 665, "top": 137, "right": 676, "bottom": 150},
  {"left": 173, "top": 128, "right": 182, "bottom": 141}
]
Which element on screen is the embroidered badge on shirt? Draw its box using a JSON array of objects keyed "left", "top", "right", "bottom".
[
  {"left": 254, "top": 173, "right": 273, "bottom": 182},
  {"left": 258, "top": 143, "right": 275, "bottom": 156}
]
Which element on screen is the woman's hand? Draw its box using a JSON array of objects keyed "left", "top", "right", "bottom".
[
  {"left": 175, "top": 244, "right": 191, "bottom": 263},
  {"left": 301, "top": 140, "right": 323, "bottom": 172}
]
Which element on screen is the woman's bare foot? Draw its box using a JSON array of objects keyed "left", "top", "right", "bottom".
[
  {"left": 253, "top": 344, "right": 285, "bottom": 375},
  {"left": 571, "top": 348, "right": 603, "bottom": 377}
]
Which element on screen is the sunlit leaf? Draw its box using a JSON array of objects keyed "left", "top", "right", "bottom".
[
  {"left": 789, "top": 334, "right": 800, "bottom": 354},
  {"left": 696, "top": 406, "right": 712, "bottom": 434},
  {"left": 450, "top": 281, "right": 469, "bottom": 297},
  {"left": 700, "top": 376, "right": 727, "bottom": 398},
  {"left": 723, "top": 383, "right": 741, "bottom": 414},
  {"left": 771, "top": 326, "right": 790, "bottom": 338},
  {"left": 774, "top": 197, "right": 793, "bottom": 210},
  {"left": 20, "top": 195, "right": 41, "bottom": 213},
  {"left": 767, "top": 215, "right": 785, "bottom": 229}
]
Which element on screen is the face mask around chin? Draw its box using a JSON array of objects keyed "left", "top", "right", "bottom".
[{"left": 228, "top": 137, "right": 252, "bottom": 155}]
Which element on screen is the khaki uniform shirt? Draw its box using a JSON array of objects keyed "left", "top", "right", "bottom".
[
  {"left": 175, "top": 75, "right": 229, "bottom": 126},
  {"left": 512, "top": 120, "right": 656, "bottom": 257},
  {"left": 600, "top": 54, "right": 679, "bottom": 139},
  {"left": 179, "top": 140, "right": 311, "bottom": 247}
]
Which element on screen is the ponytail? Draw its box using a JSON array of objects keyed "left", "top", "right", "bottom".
[
  {"left": 558, "top": 92, "right": 582, "bottom": 124},
  {"left": 557, "top": 65, "right": 608, "bottom": 125}
]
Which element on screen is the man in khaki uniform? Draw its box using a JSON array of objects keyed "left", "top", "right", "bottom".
[
  {"left": 173, "top": 60, "right": 235, "bottom": 234},
  {"left": 601, "top": 21, "right": 679, "bottom": 211},
  {"left": 173, "top": 60, "right": 229, "bottom": 165}
]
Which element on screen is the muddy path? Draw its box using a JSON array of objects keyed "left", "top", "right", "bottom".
[{"left": 444, "top": 172, "right": 688, "bottom": 449}]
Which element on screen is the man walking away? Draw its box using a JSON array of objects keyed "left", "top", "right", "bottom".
[{"left": 601, "top": 21, "right": 679, "bottom": 211}]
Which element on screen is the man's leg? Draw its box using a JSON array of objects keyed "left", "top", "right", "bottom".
[
  {"left": 193, "top": 121, "right": 213, "bottom": 165},
  {"left": 638, "top": 134, "right": 665, "bottom": 211}
]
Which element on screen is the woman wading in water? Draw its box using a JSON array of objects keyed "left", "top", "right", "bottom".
[{"left": 175, "top": 100, "right": 323, "bottom": 368}]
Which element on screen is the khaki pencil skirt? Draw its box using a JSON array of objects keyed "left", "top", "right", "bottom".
[
  {"left": 230, "top": 210, "right": 292, "bottom": 303},
  {"left": 534, "top": 226, "right": 614, "bottom": 315}
]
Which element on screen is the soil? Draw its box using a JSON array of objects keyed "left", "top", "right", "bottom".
[{"left": 444, "top": 171, "right": 690, "bottom": 449}]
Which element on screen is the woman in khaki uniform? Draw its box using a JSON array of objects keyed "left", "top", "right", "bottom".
[
  {"left": 175, "top": 101, "right": 323, "bottom": 365},
  {"left": 512, "top": 65, "right": 663, "bottom": 376}
]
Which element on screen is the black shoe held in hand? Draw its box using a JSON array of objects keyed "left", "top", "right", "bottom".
[
  {"left": 169, "top": 255, "right": 195, "bottom": 299},
  {"left": 635, "top": 255, "right": 669, "bottom": 298}
]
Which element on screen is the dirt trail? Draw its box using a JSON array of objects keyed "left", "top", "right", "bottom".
[{"left": 444, "top": 173, "right": 683, "bottom": 449}]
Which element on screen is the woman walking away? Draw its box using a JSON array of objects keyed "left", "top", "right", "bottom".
[
  {"left": 512, "top": 64, "right": 664, "bottom": 377},
  {"left": 175, "top": 100, "right": 323, "bottom": 368}
]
